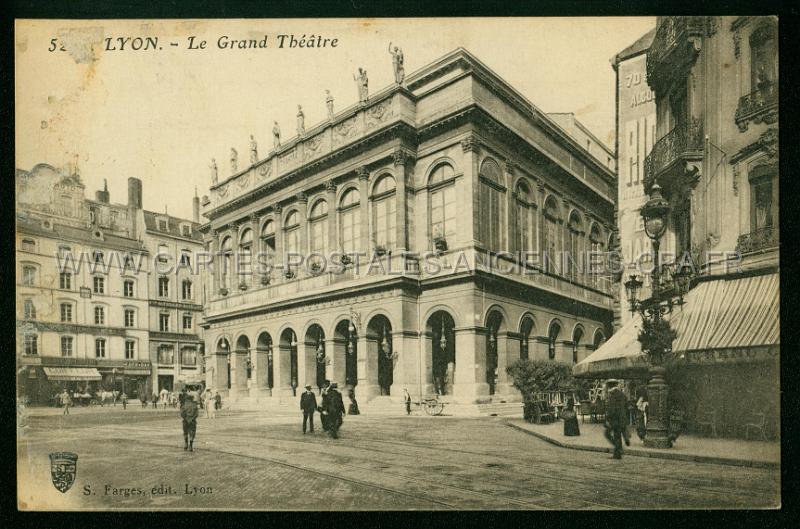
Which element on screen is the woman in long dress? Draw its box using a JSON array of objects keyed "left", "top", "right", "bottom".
[{"left": 562, "top": 397, "right": 580, "bottom": 436}]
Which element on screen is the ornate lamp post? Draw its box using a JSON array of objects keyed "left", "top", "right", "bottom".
[
  {"left": 624, "top": 184, "right": 692, "bottom": 449},
  {"left": 290, "top": 331, "right": 298, "bottom": 395}
]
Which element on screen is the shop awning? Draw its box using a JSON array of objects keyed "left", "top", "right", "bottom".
[
  {"left": 573, "top": 314, "right": 649, "bottom": 379},
  {"left": 574, "top": 272, "right": 780, "bottom": 378},
  {"left": 43, "top": 367, "right": 102, "bottom": 381}
]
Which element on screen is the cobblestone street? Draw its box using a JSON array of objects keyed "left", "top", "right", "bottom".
[{"left": 17, "top": 408, "right": 780, "bottom": 510}]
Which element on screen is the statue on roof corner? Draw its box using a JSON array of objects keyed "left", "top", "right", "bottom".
[
  {"left": 230, "top": 148, "right": 238, "bottom": 174},
  {"left": 389, "top": 43, "right": 405, "bottom": 84},
  {"left": 250, "top": 135, "right": 258, "bottom": 164},
  {"left": 296, "top": 105, "right": 305, "bottom": 136},
  {"left": 273, "top": 121, "right": 281, "bottom": 150},
  {"left": 210, "top": 158, "right": 218, "bottom": 185},
  {"left": 353, "top": 67, "right": 368, "bottom": 104}
]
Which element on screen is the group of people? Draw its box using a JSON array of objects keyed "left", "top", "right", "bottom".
[{"left": 300, "top": 380, "right": 355, "bottom": 439}]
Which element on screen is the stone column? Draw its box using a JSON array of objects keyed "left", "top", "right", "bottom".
[
  {"left": 561, "top": 199, "right": 570, "bottom": 277},
  {"left": 212, "top": 352, "right": 228, "bottom": 393},
  {"left": 326, "top": 180, "right": 337, "bottom": 256},
  {"left": 272, "top": 342, "right": 295, "bottom": 398},
  {"left": 296, "top": 192, "right": 309, "bottom": 262},
  {"left": 389, "top": 329, "right": 414, "bottom": 396},
  {"left": 418, "top": 331, "right": 435, "bottom": 397},
  {"left": 536, "top": 181, "right": 546, "bottom": 269},
  {"left": 393, "top": 149, "right": 413, "bottom": 251},
  {"left": 300, "top": 337, "right": 316, "bottom": 391},
  {"left": 229, "top": 223, "right": 240, "bottom": 290},
  {"left": 356, "top": 334, "right": 380, "bottom": 400},
  {"left": 249, "top": 213, "right": 260, "bottom": 286},
  {"left": 461, "top": 136, "right": 480, "bottom": 248},
  {"left": 453, "top": 326, "right": 490, "bottom": 403},
  {"left": 495, "top": 331, "right": 521, "bottom": 401},
  {"left": 327, "top": 337, "right": 346, "bottom": 386},
  {"left": 357, "top": 166, "right": 370, "bottom": 259},
  {"left": 211, "top": 232, "right": 220, "bottom": 295},
  {"left": 229, "top": 350, "right": 248, "bottom": 399},
  {"left": 505, "top": 161, "right": 516, "bottom": 254},
  {"left": 273, "top": 205, "right": 283, "bottom": 280},
  {"left": 254, "top": 346, "right": 270, "bottom": 396},
  {"left": 530, "top": 336, "right": 551, "bottom": 362}
]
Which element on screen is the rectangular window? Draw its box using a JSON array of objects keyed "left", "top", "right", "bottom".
[
  {"left": 181, "top": 348, "right": 197, "bottom": 366},
  {"left": 22, "top": 266, "right": 36, "bottom": 286},
  {"left": 60, "top": 303, "right": 73, "bottom": 323},
  {"left": 753, "top": 179, "right": 774, "bottom": 231},
  {"left": 61, "top": 336, "right": 73, "bottom": 357},
  {"left": 95, "top": 339, "right": 106, "bottom": 358},
  {"left": 24, "top": 334, "right": 38, "bottom": 355},
  {"left": 373, "top": 197, "right": 396, "bottom": 249},
  {"left": 158, "top": 277, "right": 169, "bottom": 297},
  {"left": 60, "top": 272, "right": 72, "bottom": 290},
  {"left": 21, "top": 239, "right": 36, "bottom": 252},
  {"left": 124, "top": 309, "right": 135, "bottom": 328},
  {"left": 93, "top": 276, "right": 105, "bottom": 294},
  {"left": 180, "top": 250, "right": 191, "bottom": 266},
  {"left": 93, "top": 251, "right": 104, "bottom": 266},
  {"left": 430, "top": 185, "right": 456, "bottom": 242},
  {"left": 182, "top": 281, "right": 192, "bottom": 300},
  {"left": 183, "top": 313, "right": 192, "bottom": 330},
  {"left": 158, "top": 345, "right": 174, "bottom": 365},
  {"left": 125, "top": 341, "right": 135, "bottom": 360},
  {"left": 94, "top": 306, "right": 105, "bottom": 325},
  {"left": 160, "top": 313, "right": 170, "bottom": 332},
  {"left": 123, "top": 280, "right": 134, "bottom": 297},
  {"left": 23, "top": 299, "right": 36, "bottom": 319}
]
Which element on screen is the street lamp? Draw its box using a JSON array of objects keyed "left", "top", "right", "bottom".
[{"left": 625, "top": 184, "right": 693, "bottom": 449}]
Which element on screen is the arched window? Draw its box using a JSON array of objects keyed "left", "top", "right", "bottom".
[
  {"left": 182, "top": 279, "right": 192, "bottom": 300},
  {"left": 308, "top": 199, "right": 328, "bottom": 257},
  {"left": 220, "top": 236, "right": 232, "bottom": 288},
  {"left": 261, "top": 220, "right": 276, "bottom": 258},
  {"left": 548, "top": 321, "right": 561, "bottom": 360},
  {"left": 371, "top": 174, "right": 396, "bottom": 250},
  {"left": 428, "top": 163, "right": 456, "bottom": 247},
  {"left": 520, "top": 316, "right": 535, "bottom": 360},
  {"left": 338, "top": 189, "right": 360, "bottom": 254},
  {"left": 543, "top": 197, "right": 560, "bottom": 274},
  {"left": 567, "top": 211, "right": 584, "bottom": 281},
  {"left": 572, "top": 326, "right": 584, "bottom": 364},
  {"left": 750, "top": 22, "right": 778, "bottom": 92},
  {"left": 239, "top": 228, "right": 253, "bottom": 281},
  {"left": 515, "top": 181, "right": 534, "bottom": 256},
  {"left": 593, "top": 329, "right": 606, "bottom": 348},
  {"left": 479, "top": 159, "right": 505, "bottom": 251},
  {"left": 284, "top": 210, "right": 300, "bottom": 272},
  {"left": 589, "top": 224, "right": 604, "bottom": 289}
]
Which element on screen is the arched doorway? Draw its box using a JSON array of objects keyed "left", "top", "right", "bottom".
[
  {"left": 485, "top": 310, "right": 505, "bottom": 395},
  {"left": 368, "top": 315, "right": 394, "bottom": 396},
  {"left": 520, "top": 316, "right": 535, "bottom": 360},
  {"left": 216, "top": 337, "right": 231, "bottom": 390},
  {"left": 427, "top": 311, "right": 455, "bottom": 395},
  {"left": 305, "top": 324, "right": 327, "bottom": 392},
  {"left": 256, "top": 332, "right": 273, "bottom": 390},
  {"left": 235, "top": 335, "right": 251, "bottom": 389},
  {"left": 334, "top": 319, "right": 358, "bottom": 388},
  {"left": 279, "top": 328, "right": 299, "bottom": 396}
]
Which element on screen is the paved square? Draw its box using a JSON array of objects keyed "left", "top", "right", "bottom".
[{"left": 18, "top": 408, "right": 780, "bottom": 510}]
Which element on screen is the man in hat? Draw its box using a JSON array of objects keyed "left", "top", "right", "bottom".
[
  {"left": 604, "top": 379, "right": 630, "bottom": 459},
  {"left": 180, "top": 392, "right": 199, "bottom": 452},
  {"left": 300, "top": 384, "right": 318, "bottom": 434},
  {"left": 321, "top": 382, "right": 346, "bottom": 439},
  {"left": 318, "top": 380, "right": 331, "bottom": 431}
]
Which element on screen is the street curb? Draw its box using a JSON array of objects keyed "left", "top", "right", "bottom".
[{"left": 505, "top": 422, "right": 779, "bottom": 469}]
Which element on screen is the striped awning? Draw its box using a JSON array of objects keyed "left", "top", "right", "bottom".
[
  {"left": 43, "top": 367, "right": 102, "bottom": 381},
  {"left": 574, "top": 272, "right": 780, "bottom": 378}
]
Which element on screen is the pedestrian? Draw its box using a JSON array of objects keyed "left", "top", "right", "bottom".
[
  {"left": 151, "top": 393, "right": 158, "bottom": 409},
  {"left": 321, "top": 382, "right": 346, "bottom": 439},
  {"left": 121, "top": 392, "right": 128, "bottom": 410},
  {"left": 603, "top": 380, "right": 630, "bottom": 459},
  {"left": 214, "top": 391, "right": 222, "bottom": 411},
  {"left": 403, "top": 388, "right": 412, "bottom": 415},
  {"left": 180, "top": 393, "right": 199, "bottom": 451},
  {"left": 347, "top": 389, "right": 360, "bottom": 415},
  {"left": 318, "top": 380, "right": 331, "bottom": 431},
  {"left": 561, "top": 397, "right": 580, "bottom": 436},
  {"left": 635, "top": 392, "right": 649, "bottom": 441},
  {"left": 204, "top": 390, "right": 216, "bottom": 419},
  {"left": 300, "top": 384, "right": 317, "bottom": 434},
  {"left": 179, "top": 388, "right": 187, "bottom": 407},
  {"left": 59, "top": 389, "right": 72, "bottom": 415},
  {"left": 140, "top": 393, "right": 148, "bottom": 408}
]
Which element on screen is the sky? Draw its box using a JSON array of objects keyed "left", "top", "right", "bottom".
[{"left": 16, "top": 17, "right": 655, "bottom": 220}]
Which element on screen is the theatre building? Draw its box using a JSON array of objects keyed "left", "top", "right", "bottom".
[
  {"left": 578, "top": 17, "right": 779, "bottom": 439},
  {"left": 200, "top": 49, "right": 617, "bottom": 404}
]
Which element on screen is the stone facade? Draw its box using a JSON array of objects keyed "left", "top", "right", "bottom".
[{"left": 200, "top": 49, "right": 617, "bottom": 404}]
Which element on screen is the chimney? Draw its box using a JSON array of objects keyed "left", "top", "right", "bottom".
[
  {"left": 127, "top": 177, "right": 142, "bottom": 209},
  {"left": 95, "top": 179, "right": 110, "bottom": 203},
  {"left": 192, "top": 187, "right": 200, "bottom": 223}
]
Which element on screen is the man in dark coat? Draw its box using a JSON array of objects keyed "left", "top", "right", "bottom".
[
  {"left": 604, "top": 380, "right": 631, "bottom": 459},
  {"left": 318, "top": 380, "right": 331, "bottom": 431},
  {"left": 300, "top": 384, "right": 318, "bottom": 434},
  {"left": 321, "top": 382, "right": 346, "bottom": 439},
  {"left": 180, "top": 393, "right": 199, "bottom": 452}
]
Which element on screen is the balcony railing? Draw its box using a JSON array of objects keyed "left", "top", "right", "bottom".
[
  {"left": 643, "top": 118, "right": 704, "bottom": 190},
  {"left": 647, "top": 17, "right": 706, "bottom": 89},
  {"left": 736, "top": 226, "right": 779, "bottom": 254},
  {"left": 735, "top": 83, "right": 778, "bottom": 131}
]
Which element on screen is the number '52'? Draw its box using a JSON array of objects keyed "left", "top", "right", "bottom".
[{"left": 48, "top": 38, "right": 66, "bottom": 52}]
